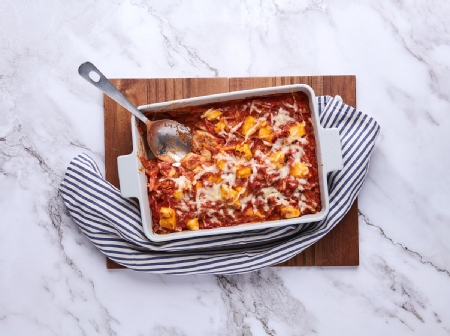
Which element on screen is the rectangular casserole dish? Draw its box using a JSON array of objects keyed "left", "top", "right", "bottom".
[{"left": 117, "top": 84, "right": 343, "bottom": 242}]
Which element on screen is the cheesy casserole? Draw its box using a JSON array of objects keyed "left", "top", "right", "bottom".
[{"left": 139, "top": 92, "right": 321, "bottom": 234}]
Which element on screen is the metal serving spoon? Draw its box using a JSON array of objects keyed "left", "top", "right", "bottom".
[{"left": 78, "top": 62, "right": 191, "bottom": 165}]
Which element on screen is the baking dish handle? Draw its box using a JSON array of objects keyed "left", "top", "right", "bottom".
[
  {"left": 321, "top": 127, "right": 343, "bottom": 174},
  {"left": 117, "top": 153, "right": 140, "bottom": 198}
]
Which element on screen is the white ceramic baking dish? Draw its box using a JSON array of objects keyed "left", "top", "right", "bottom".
[{"left": 117, "top": 84, "right": 343, "bottom": 242}]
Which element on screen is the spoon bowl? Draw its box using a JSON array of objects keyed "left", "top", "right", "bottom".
[{"left": 145, "top": 119, "right": 192, "bottom": 164}]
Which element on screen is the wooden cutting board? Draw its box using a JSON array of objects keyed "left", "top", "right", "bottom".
[{"left": 104, "top": 76, "right": 358, "bottom": 269}]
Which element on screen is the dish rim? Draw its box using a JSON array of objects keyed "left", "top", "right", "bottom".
[{"left": 117, "top": 84, "right": 343, "bottom": 242}]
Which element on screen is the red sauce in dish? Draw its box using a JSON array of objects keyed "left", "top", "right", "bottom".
[{"left": 139, "top": 92, "right": 321, "bottom": 234}]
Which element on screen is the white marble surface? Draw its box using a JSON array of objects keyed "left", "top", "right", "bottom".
[{"left": 1, "top": 0, "right": 450, "bottom": 334}]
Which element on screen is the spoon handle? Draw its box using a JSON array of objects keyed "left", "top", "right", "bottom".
[{"left": 78, "top": 62, "right": 149, "bottom": 123}]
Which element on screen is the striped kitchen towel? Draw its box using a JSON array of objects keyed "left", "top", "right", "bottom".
[{"left": 60, "top": 96, "right": 380, "bottom": 274}]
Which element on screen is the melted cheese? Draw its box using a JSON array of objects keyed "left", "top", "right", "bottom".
[
  {"left": 271, "top": 107, "right": 295, "bottom": 131},
  {"left": 283, "top": 101, "right": 298, "bottom": 112},
  {"left": 261, "top": 187, "right": 280, "bottom": 198},
  {"left": 229, "top": 120, "right": 244, "bottom": 134},
  {"left": 194, "top": 165, "right": 219, "bottom": 181},
  {"left": 250, "top": 102, "right": 265, "bottom": 114},
  {"left": 177, "top": 202, "right": 190, "bottom": 212},
  {"left": 279, "top": 165, "right": 290, "bottom": 180},
  {"left": 260, "top": 187, "right": 290, "bottom": 207},
  {"left": 200, "top": 183, "right": 222, "bottom": 203},
  {"left": 240, "top": 194, "right": 253, "bottom": 210},
  {"left": 170, "top": 176, "right": 191, "bottom": 190}
]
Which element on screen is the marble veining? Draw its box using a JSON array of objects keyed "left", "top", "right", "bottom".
[{"left": 1, "top": 0, "right": 450, "bottom": 335}]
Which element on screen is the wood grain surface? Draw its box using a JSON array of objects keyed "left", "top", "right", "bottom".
[{"left": 104, "top": 76, "right": 358, "bottom": 270}]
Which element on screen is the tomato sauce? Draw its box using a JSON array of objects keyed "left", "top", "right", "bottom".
[{"left": 139, "top": 92, "right": 321, "bottom": 234}]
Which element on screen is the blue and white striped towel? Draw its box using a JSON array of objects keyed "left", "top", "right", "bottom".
[{"left": 60, "top": 96, "right": 380, "bottom": 274}]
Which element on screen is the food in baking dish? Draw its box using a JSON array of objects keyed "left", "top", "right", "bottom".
[{"left": 139, "top": 92, "right": 321, "bottom": 234}]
